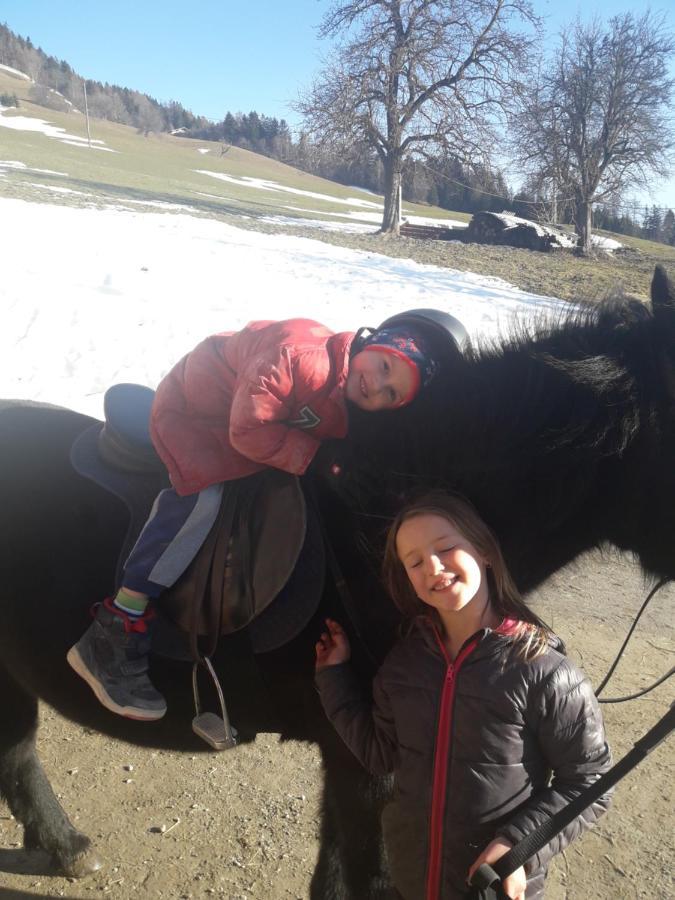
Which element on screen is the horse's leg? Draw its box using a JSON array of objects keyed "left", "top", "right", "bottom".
[
  {"left": 311, "top": 728, "right": 392, "bottom": 900},
  {"left": 0, "top": 663, "right": 102, "bottom": 877}
]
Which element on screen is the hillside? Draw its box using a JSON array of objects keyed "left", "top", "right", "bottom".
[
  {"left": 1, "top": 64, "right": 673, "bottom": 303},
  {"left": 0, "top": 67, "right": 459, "bottom": 223}
]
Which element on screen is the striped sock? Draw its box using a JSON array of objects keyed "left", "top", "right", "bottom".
[{"left": 113, "top": 589, "right": 149, "bottom": 617}]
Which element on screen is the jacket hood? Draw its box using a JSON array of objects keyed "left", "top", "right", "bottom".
[{"left": 326, "top": 330, "right": 357, "bottom": 398}]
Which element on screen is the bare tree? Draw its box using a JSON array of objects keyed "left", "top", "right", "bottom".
[
  {"left": 297, "top": 0, "right": 539, "bottom": 234},
  {"left": 133, "top": 93, "right": 165, "bottom": 136},
  {"left": 511, "top": 13, "right": 675, "bottom": 254}
]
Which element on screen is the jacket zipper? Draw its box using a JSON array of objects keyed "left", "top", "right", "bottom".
[{"left": 425, "top": 633, "right": 479, "bottom": 900}]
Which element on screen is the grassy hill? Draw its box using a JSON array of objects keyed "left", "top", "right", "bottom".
[
  {"left": 0, "top": 67, "right": 461, "bottom": 224},
  {"left": 1, "top": 64, "right": 673, "bottom": 303}
]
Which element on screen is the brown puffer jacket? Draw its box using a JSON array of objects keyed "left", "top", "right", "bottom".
[{"left": 316, "top": 619, "right": 612, "bottom": 900}]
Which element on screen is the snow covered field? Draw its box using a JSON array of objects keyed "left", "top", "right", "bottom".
[
  {"left": 1, "top": 196, "right": 565, "bottom": 419},
  {"left": 0, "top": 104, "right": 116, "bottom": 151}
]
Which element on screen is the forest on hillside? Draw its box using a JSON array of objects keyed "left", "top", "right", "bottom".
[{"left": 1, "top": 20, "right": 673, "bottom": 245}]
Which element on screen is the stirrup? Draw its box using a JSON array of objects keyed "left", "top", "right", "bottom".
[{"left": 191, "top": 655, "right": 238, "bottom": 750}]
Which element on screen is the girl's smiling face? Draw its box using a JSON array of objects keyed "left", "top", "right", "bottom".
[
  {"left": 395, "top": 513, "right": 489, "bottom": 616},
  {"left": 345, "top": 348, "right": 416, "bottom": 411}
]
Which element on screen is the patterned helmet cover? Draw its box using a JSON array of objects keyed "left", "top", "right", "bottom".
[{"left": 361, "top": 325, "right": 440, "bottom": 404}]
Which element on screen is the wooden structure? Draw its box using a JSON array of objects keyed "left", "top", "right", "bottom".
[{"left": 399, "top": 221, "right": 466, "bottom": 241}]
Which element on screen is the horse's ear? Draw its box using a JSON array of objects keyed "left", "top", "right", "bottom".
[{"left": 651, "top": 266, "right": 675, "bottom": 313}]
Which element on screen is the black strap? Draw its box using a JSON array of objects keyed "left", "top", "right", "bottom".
[
  {"left": 468, "top": 864, "right": 510, "bottom": 898},
  {"left": 189, "top": 489, "right": 238, "bottom": 662},
  {"left": 472, "top": 704, "right": 675, "bottom": 886},
  {"left": 321, "top": 518, "right": 379, "bottom": 668},
  {"left": 305, "top": 484, "right": 380, "bottom": 669},
  {"left": 595, "top": 578, "right": 673, "bottom": 701}
]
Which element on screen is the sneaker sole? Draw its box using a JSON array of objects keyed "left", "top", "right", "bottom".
[{"left": 67, "top": 645, "right": 167, "bottom": 722}]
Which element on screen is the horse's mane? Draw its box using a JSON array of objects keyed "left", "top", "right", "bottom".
[
  {"left": 462, "top": 296, "right": 654, "bottom": 449},
  {"left": 348, "top": 295, "right": 660, "bottom": 525}
]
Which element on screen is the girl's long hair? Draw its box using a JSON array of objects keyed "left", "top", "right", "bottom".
[{"left": 383, "top": 491, "right": 553, "bottom": 662}]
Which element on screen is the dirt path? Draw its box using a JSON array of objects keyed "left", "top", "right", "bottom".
[{"left": 1, "top": 550, "right": 673, "bottom": 900}]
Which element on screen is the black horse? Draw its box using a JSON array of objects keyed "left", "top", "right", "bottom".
[{"left": 1, "top": 266, "right": 674, "bottom": 897}]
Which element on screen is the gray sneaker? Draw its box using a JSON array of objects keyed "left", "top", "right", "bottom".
[{"left": 67, "top": 598, "right": 167, "bottom": 721}]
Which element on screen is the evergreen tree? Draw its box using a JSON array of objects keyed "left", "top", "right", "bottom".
[
  {"left": 644, "top": 206, "right": 664, "bottom": 241},
  {"left": 663, "top": 209, "right": 675, "bottom": 246}
]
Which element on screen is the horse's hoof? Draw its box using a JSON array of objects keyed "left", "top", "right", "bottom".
[{"left": 60, "top": 847, "right": 104, "bottom": 878}]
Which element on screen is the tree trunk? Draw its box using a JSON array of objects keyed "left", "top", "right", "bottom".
[
  {"left": 574, "top": 197, "right": 593, "bottom": 254},
  {"left": 381, "top": 155, "right": 402, "bottom": 235}
]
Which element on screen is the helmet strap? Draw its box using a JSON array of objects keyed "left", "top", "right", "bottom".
[{"left": 351, "top": 326, "right": 377, "bottom": 357}]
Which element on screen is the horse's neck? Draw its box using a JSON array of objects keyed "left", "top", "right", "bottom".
[{"left": 435, "top": 328, "right": 641, "bottom": 469}]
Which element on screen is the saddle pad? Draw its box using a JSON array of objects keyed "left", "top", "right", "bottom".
[{"left": 70, "top": 423, "right": 168, "bottom": 586}]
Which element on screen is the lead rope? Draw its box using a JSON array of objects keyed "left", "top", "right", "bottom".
[
  {"left": 595, "top": 577, "right": 674, "bottom": 703},
  {"left": 469, "top": 579, "right": 675, "bottom": 895},
  {"left": 469, "top": 703, "right": 675, "bottom": 895}
]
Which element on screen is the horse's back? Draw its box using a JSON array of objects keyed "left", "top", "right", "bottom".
[
  {"left": 0, "top": 401, "right": 287, "bottom": 747},
  {"left": 0, "top": 401, "right": 129, "bottom": 706}
]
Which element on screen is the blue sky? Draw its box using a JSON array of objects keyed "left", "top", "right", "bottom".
[{"left": 2, "top": 0, "right": 674, "bottom": 209}]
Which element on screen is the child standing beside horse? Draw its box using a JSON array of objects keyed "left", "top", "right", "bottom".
[
  {"left": 315, "top": 492, "right": 612, "bottom": 900},
  {"left": 68, "top": 312, "right": 467, "bottom": 722}
]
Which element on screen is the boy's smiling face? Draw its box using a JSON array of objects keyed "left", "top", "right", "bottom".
[{"left": 345, "top": 348, "right": 417, "bottom": 411}]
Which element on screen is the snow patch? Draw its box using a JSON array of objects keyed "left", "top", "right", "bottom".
[
  {"left": 0, "top": 160, "right": 68, "bottom": 176},
  {"left": 117, "top": 197, "right": 197, "bottom": 212},
  {"left": 0, "top": 63, "right": 31, "bottom": 81},
  {"left": 59, "top": 139, "right": 118, "bottom": 152},
  {"left": 591, "top": 235, "right": 623, "bottom": 251},
  {"left": 194, "top": 170, "right": 383, "bottom": 209},
  {"left": 271, "top": 206, "right": 465, "bottom": 234},
  {"left": 24, "top": 183, "right": 91, "bottom": 197},
  {"left": 346, "top": 185, "right": 378, "bottom": 196},
  {"left": 0, "top": 106, "right": 117, "bottom": 151},
  {"left": 262, "top": 214, "right": 377, "bottom": 234},
  {"left": 193, "top": 174, "right": 465, "bottom": 228}
]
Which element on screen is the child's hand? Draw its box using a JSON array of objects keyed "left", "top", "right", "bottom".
[
  {"left": 315, "top": 619, "right": 351, "bottom": 670},
  {"left": 467, "top": 838, "right": 526, "bottom": 900}
]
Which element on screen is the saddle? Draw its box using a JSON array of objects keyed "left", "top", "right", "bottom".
[{"left": 70, "top": 384, "right": 325, "bottom": 661}]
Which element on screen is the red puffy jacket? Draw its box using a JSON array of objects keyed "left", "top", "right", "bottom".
[{"left": 150, "top": 319, "right": 355, "bottom": 495}]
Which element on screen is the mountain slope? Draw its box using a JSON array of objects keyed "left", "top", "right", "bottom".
[{"left": 0, "top": 67, "right": 464, "bottom": 229}]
